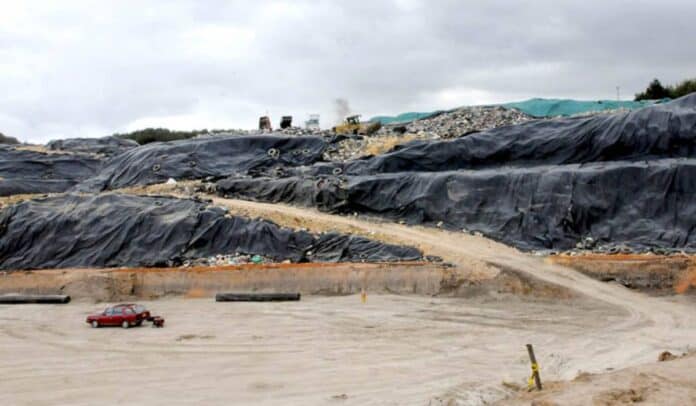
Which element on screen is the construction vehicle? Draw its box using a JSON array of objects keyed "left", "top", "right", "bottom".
[
  {"left": 258, "top": 116, "right": 272, "bottom": 131},
  {"left": 332, "top": 115, "right": 381, "bottom": 135},
  {"left": 280, "top": 116, "right": 292, "bottom": 129},
  {"left": 305, "top": 114, "right": 320, "bottom": 130}
]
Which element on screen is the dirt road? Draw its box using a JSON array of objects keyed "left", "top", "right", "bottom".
[{"left": 206, "top": 196, "right": 696, "bottom": 377}]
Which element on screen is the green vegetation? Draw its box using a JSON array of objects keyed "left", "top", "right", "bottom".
[
  {"left": 0, "top": 132, "right": 20, "bottom": 145},
  {"left": 113, "top": 128, "right": 238, "bottom": 145},
  {"left": 635, "top": 78, "right": 696, "bottom": 101}
]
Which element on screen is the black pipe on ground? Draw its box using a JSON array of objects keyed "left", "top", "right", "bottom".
[
  {"left": 215, "top": 293, "right": 301, "bottom": 302},
  {"left": 0, "top": 294, "right": 71, "bottom": 304}
]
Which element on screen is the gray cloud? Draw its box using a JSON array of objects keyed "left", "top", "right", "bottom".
[{"left": 1, "top": 0, "right": 695, "bottom": 143}]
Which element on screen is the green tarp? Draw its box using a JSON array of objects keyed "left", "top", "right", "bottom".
[
  {"left": 369, "top": 111, "right": 441, "bottom": 125},
  {"left": 502, "top": 98, "right": 664, "bottom": 118},
  {"left": 370, "top": 98, "right": 667, "bottom": 124}
]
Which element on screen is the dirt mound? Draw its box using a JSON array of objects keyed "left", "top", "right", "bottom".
[{"left": 497, "top": 353, "right": 696, "bottom": 406}]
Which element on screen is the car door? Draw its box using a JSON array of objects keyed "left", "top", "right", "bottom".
[
  {"left": 122, "top": 307, "right": 135, "bottom": 324},
  {"left": 111, "top": 307, "right": 124, "bottom": 325},
  {"left": 102, "top": 308, "right": 114, "bottom": 325}
]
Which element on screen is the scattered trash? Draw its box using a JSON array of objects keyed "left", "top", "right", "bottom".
[{"left": 399, "top": 105, "right": 532, "bottom": 139}]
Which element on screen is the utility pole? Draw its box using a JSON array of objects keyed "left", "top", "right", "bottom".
[{"left": 616, "top": 86, "right": 621, "bottom": 101}]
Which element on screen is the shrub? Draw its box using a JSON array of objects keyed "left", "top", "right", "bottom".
[
  {"left": 0, "top": 132, "right": 20, "bottom": 145},
  {"left": 635, "top": 78, "right": 696, "bottom": 101},
  {"left": 671, "top": 79, "right": 696, "bottom": 98}
]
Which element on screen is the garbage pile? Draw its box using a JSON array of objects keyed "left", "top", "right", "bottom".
[
  {"left": 188, "top": 253, "right": 271, "bottom": 267},
  {"left": 277, "top": 127, "right": 332, "bottom": 137},
  {"left": 0, "top": 193, "right": 422, "bottom": 270},
  {"left": 216, "top": 94, "right": 696, "bottom": 253},
  {"left": 390, "top": 105, "right": 533, "bottom": 139},
  {"left": 323, "top": 106, "right": 533, "bottom": 162}
]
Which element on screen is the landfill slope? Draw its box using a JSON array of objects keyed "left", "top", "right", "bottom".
[
  {"left": 0, "top": 194, "right": 421, "bottom": 270},
  {"left": 343, "top": 94, "right": 696, "bottom": 175},
  {"left": 0, "top": 146, "right": 102, "bottom": 196},
  {"left": 46, "top": 136, "right": 138, "bottom": 157},
  {"left": 217, "top": 94, "right": 696, "bottom": 252},
  {"left": 76, "top": 134, "right": 328, "bottom": 192}
]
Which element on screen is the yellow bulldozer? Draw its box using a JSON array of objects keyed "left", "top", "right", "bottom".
[{"left": 332, "top": 115, "right": 381, "bottom": 135}]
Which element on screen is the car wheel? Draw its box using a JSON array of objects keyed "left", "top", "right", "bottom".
[
  {"left": 122, "top": 321, "right": 130, "bottom": 329},
  {"left": 91, "top": 321, "right": 99, "bottom": 328}
]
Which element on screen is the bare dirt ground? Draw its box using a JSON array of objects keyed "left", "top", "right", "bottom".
[
  {"left": 190, "top": 195, "right": 696, "bottom": 402},
  {"left": 0, "top": 295, "right": 626, "bottom": 406},
  {"left": 499, "top": 348, "right": 696, "bottom": 406},
  {"left": 3, "top": 187, "right": 696, "bottom": 404}
]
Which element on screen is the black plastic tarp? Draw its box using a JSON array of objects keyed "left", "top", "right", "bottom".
[
  {"left": 339, "top": 94, "right": 696, "bottom": 175},
  {"left": 46, "top": 136, "right": 138, "bottom": 157},
  {"left": 76, "top": 134, "right": 328, "bottom": 192},
  {"left": 0, "top": 146, "right": 102, "bottom": 196},
  {"left": 217, "top": 94, "right": 696, "bottom": 252},
  {"left": 219, "top": 159, "right": 696, "bottom": 251},
  {"left": 0, "top": 194, "right": 421, "bottom": 270}
]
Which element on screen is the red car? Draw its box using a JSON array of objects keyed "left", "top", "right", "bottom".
[{"left": 86, "top": 304, "right": 151, "bottom": 329}]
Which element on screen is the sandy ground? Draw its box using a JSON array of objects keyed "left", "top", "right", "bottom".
[
  {"left": 499, "top": 351, "right": 696, "bottom": 405},
  {"left": 0, "top": 295, "right": 629, "bottom": 406},
  {"left": 4, "top": 188, "right": 696, "bottom": 404}
]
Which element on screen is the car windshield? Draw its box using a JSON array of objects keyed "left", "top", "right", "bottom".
[{"left": 133, "top": 305, "right": 147, "bottom": 313}]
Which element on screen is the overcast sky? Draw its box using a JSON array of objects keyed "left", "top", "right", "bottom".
[{"left": 1, "top": 0, "right": 695, "bottom": 143}]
